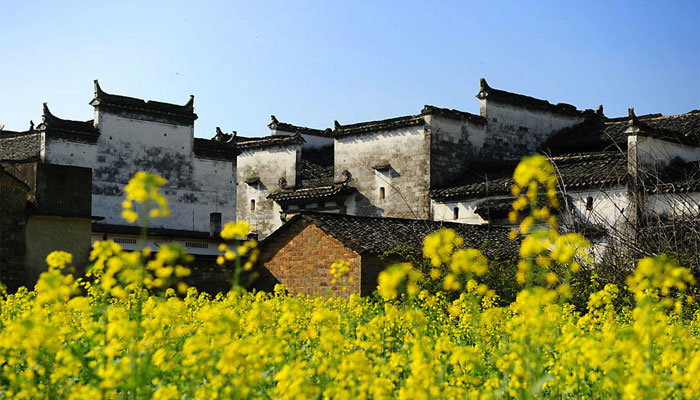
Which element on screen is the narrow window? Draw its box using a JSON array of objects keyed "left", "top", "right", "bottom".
[
  {"left": 379, "top": 187, "right": 385, "bottom": 199},
  {"left": 250, "top": 199, "right": 256, "bottom": 211},
  {"left": 210, "top": 212, "right": 222, "bottom": 236},
  {"left": 453, "top": 207, "right": 459, "bottom": 220},
  {"left": 585, "top": 196, "right": 593, "bottom": 211}
]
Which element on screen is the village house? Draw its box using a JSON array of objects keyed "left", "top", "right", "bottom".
[
  {"left": 0, "top": 81, "right": 238, "bottom": 262},
  {"left": 1, "top": 78, "right": 698, "bottom": 292},
  {"left": 255, "top": 212, "right": 517, "bottom": 297},
  {"left": 239, "top": 78, "right": 699, "bottom": 263}
]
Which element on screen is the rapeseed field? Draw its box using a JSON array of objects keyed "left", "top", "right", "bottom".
[{"left": 1, "top": 156, "right": 698, "bottom": 399}]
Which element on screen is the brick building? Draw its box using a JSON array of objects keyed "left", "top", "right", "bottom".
[{"left": 256, "top": 212, "right": 516, "bottom": 297}]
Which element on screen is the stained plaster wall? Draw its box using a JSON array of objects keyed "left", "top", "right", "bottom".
[
  {"left": 479, "top": 100, "right": 583, "bottom": 160},
  {"left": 335, "top": 125, "right": 431, "bottom": 219},
  {"left": 236, "top": 144, "right": 300, "bottom": 238},
  {"left": 426, "top": 115, "right": 488, "bottom": 188},
  {"left": 43, "top": 111, "right": 236, "bottom": 233}
]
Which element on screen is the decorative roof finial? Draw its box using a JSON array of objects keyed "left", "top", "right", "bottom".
[
  {"left": 334, "top": 120, "right": 341, "bottom": 130},
  {"left": 480, "top": 78, "right": 490, "bottom": 91},
  {"left": 184, "top": 95, "right": 195, "bottom": 111},
  {"left": 270, "top": 115, "right": 279, "bottom": 124},
  {"left": 42, "top": 103, "right": 53, "bottom": 122},
  {"left": 596, "top": 105, "right": 604, "bottom": 116},
  {"left": 628, "top": 107, "right": 637, "bottom": 125},
  {"left": 29, "top": 120, "right": 34, "bottom": 131},
  {"left": 93, "top": 79, "right": 104, "bottom": 98}
]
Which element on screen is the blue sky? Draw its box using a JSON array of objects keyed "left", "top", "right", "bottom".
[{"left": 1, "top": 0, "right": 698, "bottom": 138}]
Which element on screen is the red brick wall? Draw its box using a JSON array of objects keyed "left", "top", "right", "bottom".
[{"left": 259, "top": 222, "right": 362, "bottom": 297}]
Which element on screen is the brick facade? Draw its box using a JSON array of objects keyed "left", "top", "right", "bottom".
[{"left": 258, "top": 223, "right": 362, "bottom": 297}]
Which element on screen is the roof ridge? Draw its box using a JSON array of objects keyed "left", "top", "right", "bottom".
[
  {"left": 421, "top": 105, "right": 487, "bottom": 124},
  {"left": 475, "top": 78, "right": 583, "bottom": 116},
  {"left": 332, "top": 114, "right": 425, "bottom": 137},
  {"left": 268, "top": 115, "right": 331, "bottom": 136},
  {"left": 237, "top": 134, "right": 305, "bottom": 150},
  {"left": 37, "top": 103, "right": 99, "bottom": 137},
  {"left": 90, "top": 80, "right": 197, "bottom": 122}
]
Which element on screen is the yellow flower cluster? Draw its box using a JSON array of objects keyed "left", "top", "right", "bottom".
[
  {"left": 329, "top": 260, "right": 354, "bottom": 291},
  {"left": 0, "top": 168, "right": 697, "bottom": 399},
  {"left": 507, "top": 155, "right": 592, "bottom": 290},
  {"left": 121, "top": 171, "right": 170, "bottom": 223},
  {"left": 216, "top": 220, "right": 260, "bottom": 288},
  {"left": 1, "top": 250, "right": 698, "bottom": 399},
  {"left": 377, "top": 263, "right": 422, "bottom": 300}
]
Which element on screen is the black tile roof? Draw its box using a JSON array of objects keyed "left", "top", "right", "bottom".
[
  {"left": 637, "top": 110, "right": 700, "bottom": 146},
  {"left": 643, "top": 158, "right": 700, "bottom": 194},
  {"left": 267, "top": 146, "right": 342, "bottom": 202},
  {"left": 267, "top": 183, "right": 354, "bottom": 202},
  {"left": 298, "top": 146, "right": 334, "bottom": 187},
  {"left": 332, "top": 115, "right": 425, "bottom": 137},
  {"left": 545, "top": 110, "right": 699, "bottom": 154},
  {"left": 268, "top": 115, "right": 331, "bottom": 137},
  {"left": 90, "top": 80, "right": 197, "bottom": 124},
  {"left": 430, "top": 152, "right": 629, "bottom": 201},
  {"left": 0, "top": 130, "right": 42, "bottom": 162},
  {"left": 260, "top": 212, "right": 517, "bottom": 260},
  {"left": 236, "top": 133, "right": 305, "bottom": 151},
  {"left": 298, "top": 159, "right": 334, "bottom": 187},
  {"left": 421, "top": 105, "right": 487, "bottom": 125},
  {"left": 476, "top": 78, "right": 588, "bottom": 117},
  {"left": 37, "top": 103, "right": 100, "bottom": 142}
]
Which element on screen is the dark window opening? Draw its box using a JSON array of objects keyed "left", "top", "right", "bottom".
[
  {"left": 453, "top": 207, "right": 459, "bottom": 220},
  {"left": 586, "top": 196, "right": 593, "bottom": 211},
  {"left": 210, "top": 212, "right": 222, "bottom": 236},
  {"left": 250, "top": 199, "right": 256, "bottom": 211},
  {"left": 379, "top": 187, "right": 385, "bottom": 199}
]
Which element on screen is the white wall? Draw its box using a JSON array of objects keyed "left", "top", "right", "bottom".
[
  {"left": 565, "top": 187, "right": 631, "bottom": 231},
  {"left": 334, "top": 125, "right": 430, "bottom": 219},
  {"left": 644, "top": 192, "right": 700, "bottom": 217},
  {"left": 44, "top": 111, "right": 236, "bottom": 234},
  {"left": 632, "top": 135, "right": 700, "bottom": 172},
  {"left": 431, "top": 198, "right": 488, "bottom": 225},
  {"left": 236, "top": 145, "right": 299, "bottom": 238}
]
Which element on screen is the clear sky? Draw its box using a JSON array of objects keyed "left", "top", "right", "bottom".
[{"left": 1, "top": 0, "right": 698, "bottom": 138}]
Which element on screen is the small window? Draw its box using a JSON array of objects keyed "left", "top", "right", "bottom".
[
  {"left": 585, "top": 196, "right": 593, "bottom": 211},
  {"left": 250, "top": 199, "right": 256, "bottom": 211},
  {"left": 453, "top": 207, "right": 459, "bottom": 220},
  {"left": 210, "top": 212, "right": 222, "bottom": 235},
  {"left": 379, "top": 187, "right": 385, "bottom": 199}
]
